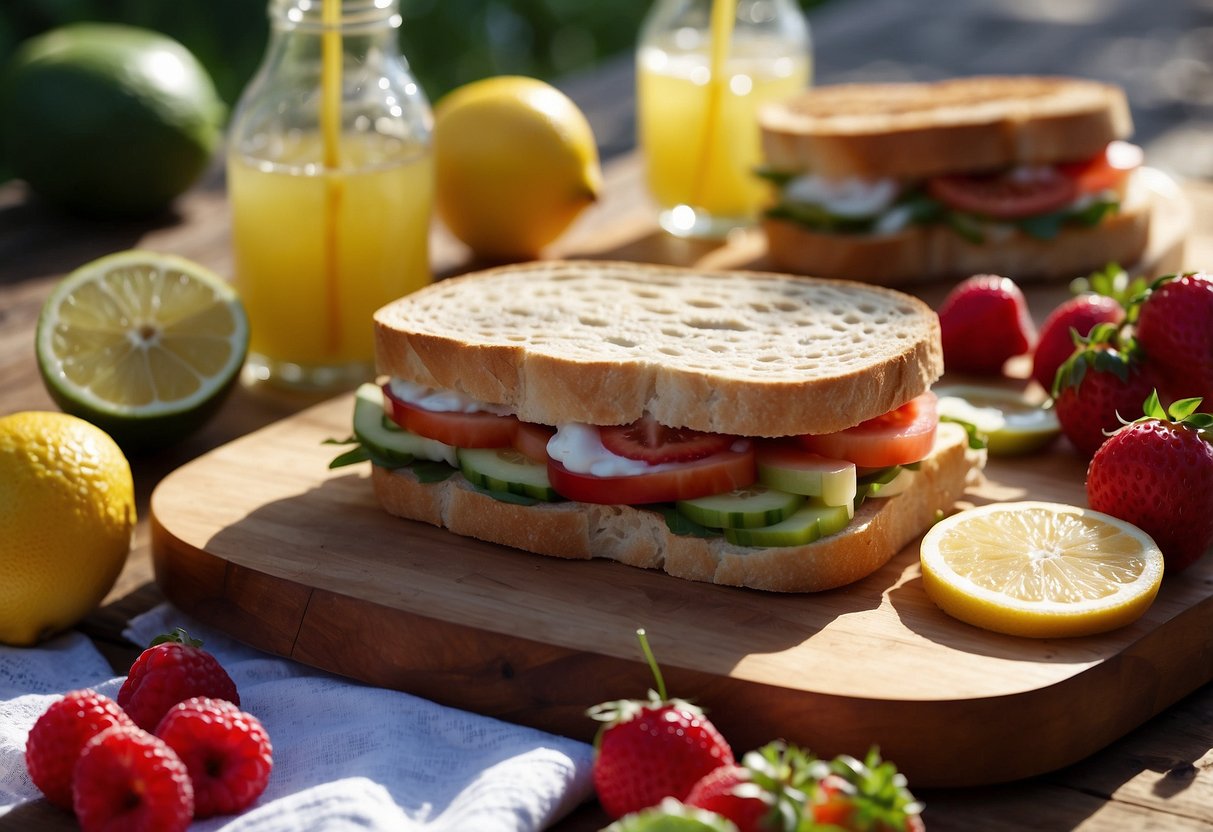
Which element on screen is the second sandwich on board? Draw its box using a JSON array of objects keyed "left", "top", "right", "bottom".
[
  {"left": 354, "top": 260, "right": 984, "bottom": 593},
  {"left": 758, "top": 75, "right": 1151, "bottom": 285}
]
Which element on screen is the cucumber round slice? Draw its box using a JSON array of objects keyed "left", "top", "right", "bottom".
[
  {"left": 756, "top": 444, "right": 857, "bottom": 506},
  {"left": 353, "top": 383, "right": 458, "bottom": 467},
  {"left": 677, "top": 486, "right": 804, "bottom": 529},
  {"left": 855, "top": 465, "right": 902, "bottom": 502},
  {"left": 867, "top": 467, "right": 916, "bottom": 498},
  {"left": 458, "top": 446, "right": 559, "bottom": 501},
  {"left": 724, "top": 500, "right": 854, "bottom": 548}
]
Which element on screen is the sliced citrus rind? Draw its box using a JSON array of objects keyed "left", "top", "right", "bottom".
[
  {"left": 35, "top": 250, "right": 249, "bottom": 452},
  {"left": 920, "top": 501, "right": 1164, "bottom": 638},
  {"left": 934, "top": 384, "right": 1060, "bottom": 456}
]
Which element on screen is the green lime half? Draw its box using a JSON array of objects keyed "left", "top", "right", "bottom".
[
  {"left": 36, "top": 250, "right": 249, "bottom": 453},
  {"left": 934, "top": 384, "right": 1060, "bottom": 456}
]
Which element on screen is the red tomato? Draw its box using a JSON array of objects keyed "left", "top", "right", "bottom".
[
  {"left": 927, "top": 166, "right": 1077, "bottom": 219},
  {"left": 382, "top": 383, "right": 517, "bottom": 448},
  {"left": 1056, "top": 140, "right": 1143, "bottom": 195},
  {"left": 547, "top": 448, "right": 756, "bottom": 504},
  {"left": 599, "top": 415, "right": 734, "bottom": 463},
  {"left": 514, "top": 422, "right": 555, "bottom": 462},
  {"left": 798, "top": 392, "right": 938, "bottom": 468}
]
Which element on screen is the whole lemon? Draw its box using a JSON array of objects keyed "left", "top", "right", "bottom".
[
  {"left": 0, "top": 23, "right": 226, "bottom": 217},
  {"left": 0, "top": 412, "right": 136, "bottom": 646},
  {"left": 434, "top": 76, "right": 602, "bottom": 261}
]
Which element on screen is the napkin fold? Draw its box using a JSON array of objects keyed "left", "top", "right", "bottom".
[{"left": 0, "top": 604, "right": 595, "bottom": 831}]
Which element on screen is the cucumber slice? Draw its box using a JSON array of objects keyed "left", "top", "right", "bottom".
[
  {"left": 724, "top": 499, "right": 854, "bottom": 548},
  {"left": 353, "top": 383, "right": 458, "bottom": 467},
  {"left": 756, "top": 444, "right": 857, "bottom": 506},
  {"left": 855, "top": 465, "right": 902, "bottom": 502},
  {"left": 867, "top": 467, "right": 916, "bottom": 498},
  {"left": 458, "top": 446, "right": 559, "bottom": 501},
  {"left": 676, "top": 486, "right": 804, "bottom": 530}
]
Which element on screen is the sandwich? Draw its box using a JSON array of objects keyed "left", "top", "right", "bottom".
[
  {"left": 344, "top": 260, "right": 982, "bottom": 593},
  {"left": 757, "top": 76, "right": 1150, "bottom": 285}
]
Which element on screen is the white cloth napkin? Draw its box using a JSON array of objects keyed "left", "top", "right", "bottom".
[{"left": 0, "top": 603, "right": 595, "bottom": 831}]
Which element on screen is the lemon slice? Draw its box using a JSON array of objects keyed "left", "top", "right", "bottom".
[
  {"left": 36, "top": 250, "right": 249, "bottom": 453},
  {"left": 920, "top": 501, "right": 1164, "bottom": 638},
  {"left": 934, "top": 384, "right": 1060, "bottom": 456}
]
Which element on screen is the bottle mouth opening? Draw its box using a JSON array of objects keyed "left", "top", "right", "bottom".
[{"left": 270, "top": 0, "right": 401, "bottom": 32}]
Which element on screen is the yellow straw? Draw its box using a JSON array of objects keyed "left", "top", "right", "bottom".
[
  {"left": 691, "top": 0, "right": 737, "bottom": 206},
  {"left": 321, "top": 0, "right": 344, "bottom": 355}
]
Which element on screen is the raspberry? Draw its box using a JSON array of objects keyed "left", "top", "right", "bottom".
[
  {"left": 117, "top": 628, "right": 239, "bottom": 732},
  {"left": 72, "top": 724, "right": 194, "bottom": 832},
  {"left": 155, "top": 697, "right": 274, "bottom": 817},
  {"left": 24, "top": 689, "right": 134, "bottom": 809}
]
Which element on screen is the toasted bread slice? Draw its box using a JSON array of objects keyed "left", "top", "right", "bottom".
[
  {"left": 763, "top": 170, "right": 1152, "bottom": 285},
  {"left": 374, "top": 261, "right": 942, "bottom": 437},
  {"left": 760, "top": 76, "right": 1133, "bottom": 180},
  {"left": 371, "top": 422, "right": 977, "bottom": 593}
]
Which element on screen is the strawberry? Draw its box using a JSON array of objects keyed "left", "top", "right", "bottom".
[
  {"left": 1031, "top": 294, "right": 1124, "bottom": 392},
  {"left": 1052, "top": 324, "right": 1161, "bottom": 457},
  {"left": 1135, "top": 272, "right": 1213, "bottom": 402},
  {"left": 24, "top": 689, "right": 135, "bottom": 809},
  {"left": 1087, "top": 393, "right": 1213, "bottom": 572},
  {"left": 72, "top": 724, "right": 194, "bottom": 832},
  {"left": 155, "top": 697, "right": 273, "bottom": 817},
  {"left": 937, "top": 274, "right": 1035, "bottom": 375},
  {"left": 117, "top": 628, "right": 239, "bottom": 732},
  {"left": 603, "top": 797, "right": 739, "bottom": 831},
  {"left": 808, "top": 749, "right": 925, "bottom": 832},
  {"left": 587, "top": 629, "right": 734, "bottom": 819},
  {"left": 685, "top": 741, "right": 816, "bottom": 832}
]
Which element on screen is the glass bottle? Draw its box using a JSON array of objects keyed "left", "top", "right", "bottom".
[
  {"left": 637, "top": 0, "right": 811, "bottom": 239},
  {"left": 227, "top": 0, "right": 433, "bottom": 392}
]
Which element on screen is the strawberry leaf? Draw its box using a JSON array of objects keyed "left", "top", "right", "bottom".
[
  {"left": 1142, "top": 390, "right": 1167, "bottom": 421},
  {"left": 1168, "top": 396, "right": 1204, "bottom": 421}
]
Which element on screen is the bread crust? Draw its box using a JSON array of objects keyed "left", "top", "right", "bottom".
[
  {"left": 370, "top": 423, "right": 976, "bottom": 593},
  {"left": 763, "top": 174, "right": 1152, "bottom": 286},
  {"left": 760, "top": 76, "right": 1133, "bottom": 179},
  {"left": 374, "top": 261, "right": 943, "bottom": 437}
]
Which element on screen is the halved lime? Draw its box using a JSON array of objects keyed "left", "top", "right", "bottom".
[
  {"left": 934, "top": 384, "right": 1060, "bottom": 456},
  {"left": 35, "top": 250, "right": 249, "bottom": 452}
]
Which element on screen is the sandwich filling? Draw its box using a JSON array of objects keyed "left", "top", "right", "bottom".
[
  {"left": 761, "top": 141, "right": 1142, "bottom": 243},
  {"left": 343, "top": 380, "right": 945, "bottom": 549}
]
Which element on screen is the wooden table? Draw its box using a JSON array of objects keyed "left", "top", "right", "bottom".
[
  {"left": 7, "top": 0, "right": 1213, "bottom": 825},
  {"left": 4, "top": 152, "right": 1213, "bottom": 831}
]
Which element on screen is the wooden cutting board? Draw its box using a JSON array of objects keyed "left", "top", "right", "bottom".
[
  {"left": 150, "top": 164, "right": 1206, "bottom": 789},
  {"left": 151, "top": 396, "right": 1213, "bottom": 789}
]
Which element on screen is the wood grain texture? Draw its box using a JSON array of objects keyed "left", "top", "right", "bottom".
[{"left": 150, "top": 378, "right": 1213, "bottom": 787}]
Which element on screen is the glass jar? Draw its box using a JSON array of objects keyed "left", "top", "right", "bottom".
[
  {"left": 228, "top": 0, "right": 433, "bottom": 393},
  {"left": 637, "top": 0, "right": 811, "bottom": 239}
]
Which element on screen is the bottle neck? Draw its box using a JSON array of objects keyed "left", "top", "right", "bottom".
[{"left": 268, "top": 0, "right": 402, "bottom": 35}]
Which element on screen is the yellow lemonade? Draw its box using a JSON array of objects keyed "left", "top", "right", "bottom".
[
  {"left": 638, "top": 40, "right": 810, "bottom": 230},
  {"left": 228, "top": 133, "right": 433, "bottom": 371}
]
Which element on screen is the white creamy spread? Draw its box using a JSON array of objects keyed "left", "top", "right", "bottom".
[
  {"left": 783, "top": 174, "right": 899, "bottom": 218},
  {"left": 387, "top": 378, "right": 755, "bottom": 476},
  {"left": 388, "top": 378, "right": 513, "bottom": 416},
  {"left": 547, "top": 423, "right": 673, "bottom": 477}
]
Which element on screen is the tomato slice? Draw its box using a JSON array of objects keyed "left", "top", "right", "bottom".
[
  {"left": 599, "top": 416, "right": 735, "bottom": 463},
  {"left": 927, "top": 167, "right": 1077, "bottom": 220},
  {"left": 514, "top": 422, "right": 556, "bottom": 462},
  {"left": 382, "top": 383, "right": 517, "bottom": 448},
  {"left": 798, "top": 392, "right": 938, "bottom": 468},
  {"left": 547, "top": 448, "right": 756, "bottom": 504},
  {"left": 1056, "top": 141, "right": 1142, "bottom": 195}
]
